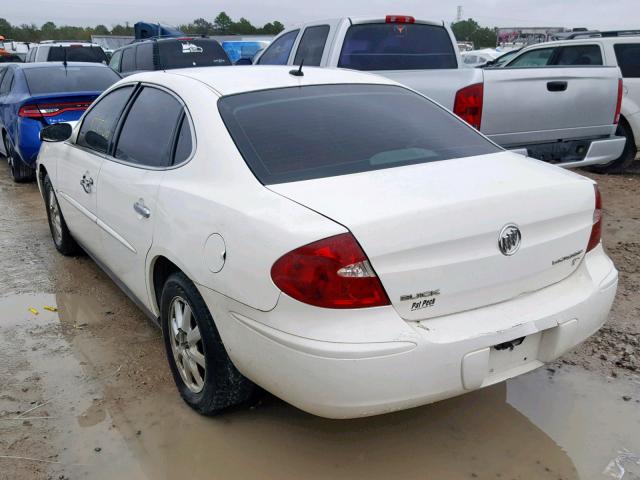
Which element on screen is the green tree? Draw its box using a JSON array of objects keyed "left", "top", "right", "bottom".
[
  {"left": 192, "top": 17, "right": 213, "bottom": 35},
  {"left": 214, "top": 11, "right": 233, "bottom": 34},
  {"left": 451, "top": 18, "right": 497, "bottom": 48},
  {"left": 232, "top": 18, "right": 256, "bottom": 35},
  {"left": 94, "top": 24, "right": 110, "bottom": 35}
]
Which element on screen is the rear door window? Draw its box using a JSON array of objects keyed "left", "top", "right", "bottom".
[
  {"left": 173, "top": 114, "right": 193, "bottom": 164},
  {"left": 293, "top": 25, "right": 330, "bottom": 66},
  {"left": 109, "top": 50, "right": 122, "bottom": 71},
  {"left": 35, "top": 46, "right": 49, "bottom": 62},
  {"left": 135, "top": 43, "right": 155, "bottom": 70},
  {"left": 615, "top": 44, "right": 640, "bottom": 78},
  {"left": 47, "top": 46, "right": 108, "bottom": 63},
  {"left": 23, "top": 66, "right": 120, "bottom": 94},
  {"left": 553, "top": 45, "right": 602, "bottom": 66},
  {"left": 506, "top": 47, "right": 555, "bottom": 67},
  {"left": 77, "top": 86, "right": 134, "bottom": 154},
  {"left": 338, "top": 23, "right": 457, "bottom": 71},
  {"left": 257, "top": 30, "right": 299, "bottom": 65},
  {"left": 218, "top": 84, "right": 500, "bottom": 185},
  {"left": 121, "top": 47, "right": 136, "bottom": 72},
  {"left": 0, "top": 69, "right": 14, "bottom": 95},
  {"left": 157, "top": 39, "right": 230, "bottom": 69},
  {"left": 114, "top": 87, "right": 184, "bottom": 167}
]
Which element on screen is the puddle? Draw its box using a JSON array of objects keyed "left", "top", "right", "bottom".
[{"left": 1, "top": 293, "right": 639, "bottom": 480}]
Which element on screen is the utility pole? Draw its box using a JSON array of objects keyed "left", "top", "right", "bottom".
[{"left": 456, "top": 5, "right": 463, "bottom": 23}]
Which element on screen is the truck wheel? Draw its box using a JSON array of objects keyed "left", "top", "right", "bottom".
[
  {"left": 588, "top": 120, "right": 637, "bottom": 174},
  {"left": 43, "top": 174, "right": 81, "bottom": 256},
  {"left": 161, "top": 272, "right": 256, "bottom": 415},
  {"left": 7, "top": 141, "right": 35, "bottom": 183}
]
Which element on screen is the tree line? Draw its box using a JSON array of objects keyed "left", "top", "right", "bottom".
[
  {"left": 0, "top": 12, "right": 284, "bottom": 43},
  {"left": 451, "top": 19, "right": 498, "bottom": 49}
]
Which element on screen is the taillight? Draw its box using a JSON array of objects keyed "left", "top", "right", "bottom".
[
  {"left": 19, "top": 101, "right": 92, "bottom": 119},
  {"left": 270, "top": 233, "right": 390, "bottom": 309},
  {"left": 614, "top": 78, "right": 623, "bottom": 125},
  {"left": 587, "top": 184, "right": 602, "bottom": 252},
  {"left": 454, "top": 83, "right": 484, "bottom": 130},
  {"left": 385, "top": 15, "right": 416, "bottom": 24}
]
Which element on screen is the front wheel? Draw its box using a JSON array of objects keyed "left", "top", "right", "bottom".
[
  {"left": 161, "top": 272, "right": 255, "bottom": 415},
  {"left": 587, "top": 120, "right": 637, "bottom": 174},
  {"left": 43, "top": 174, "right": 80, "bottom": 256}
]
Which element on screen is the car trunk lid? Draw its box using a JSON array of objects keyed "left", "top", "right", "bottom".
[{"left": 269, "top": 152, "right": 595, "bottom": 320}]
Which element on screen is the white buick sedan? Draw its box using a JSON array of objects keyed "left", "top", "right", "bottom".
[{"left": 36, "top": 66, "right": 618, "bottom": 418}]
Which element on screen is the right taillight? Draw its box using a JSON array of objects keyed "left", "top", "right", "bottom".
[
  {"left": 587, "top": 184, "right": 602, "bottom": 253},
  {"left": 454, "top": 83, "right": 484, "bottom": 130},
  {"left": 270, "top": 233, "right": 390, "bottom": 309},
  {"left": 614, "top": 78, "right": 623, "bottom": 125}
]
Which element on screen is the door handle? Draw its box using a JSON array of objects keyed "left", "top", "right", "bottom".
[
  {"left": 80, "top": 173, "right": 93, "bottom": 193},
  {"left": 547, "top": 81, "right": 568, "bottom": 92},
  {"left": 133, "top": 199, "right": 151, "bottom": 219}
]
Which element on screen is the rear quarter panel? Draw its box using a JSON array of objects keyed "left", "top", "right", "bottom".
[{"left": 145, "top": 75, "right": 345, "bottom": 314}]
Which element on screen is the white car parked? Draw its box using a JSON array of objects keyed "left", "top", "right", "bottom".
[
  {"left": 36, "top": 66, "right": 618, "bottom": 419},
  {"left": 498, "top": 32, "right": 640, "bottom": 173}
]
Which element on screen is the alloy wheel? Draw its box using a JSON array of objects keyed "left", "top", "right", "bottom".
[
  {"left": 168, "top": 296, "right": 206, "bottom": 393},
  {"left": 48, "top": 190, "right": 63, "bottom": 246}
]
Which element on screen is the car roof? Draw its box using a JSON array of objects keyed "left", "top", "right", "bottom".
[
  {"left": 37, "top": 41, "right": 101, "bottom": 47},
  {"left": 13, "top": 61, "right": 112, "bottom": 70},
  {"left": 127, "top": 65, "right": 398, "bottom": 97}
]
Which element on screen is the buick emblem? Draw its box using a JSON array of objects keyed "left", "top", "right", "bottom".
[{"left": 498, "top": 224, "right": 521, "bottom": 256}]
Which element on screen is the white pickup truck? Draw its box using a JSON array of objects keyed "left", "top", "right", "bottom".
[{"left": 253, "top": 16, "right": 626, "bottom": 169}]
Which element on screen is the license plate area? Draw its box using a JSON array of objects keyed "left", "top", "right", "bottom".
[{"left": 488, "top": 332, "right": 542, "bottom": 376}]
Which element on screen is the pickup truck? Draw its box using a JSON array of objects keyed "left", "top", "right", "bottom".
[
  {"left": 253, "top": 16, "right": 626, "bottom": 169},
  {"left": 491, "top": 32, "right": 640, "bottom": 173}
]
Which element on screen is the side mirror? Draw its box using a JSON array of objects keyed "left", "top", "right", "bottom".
[
  {"left": 40, "top": 123, "right": 72, "bottom": 142},
  {"left": 235, "top": 57, "right": 253, "bottom": 66}
]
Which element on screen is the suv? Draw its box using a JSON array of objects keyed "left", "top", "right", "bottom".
[
  {"left": 25, "top": 41, "right": 109, "bottom": 64},
  {"left": 109, "top": 37, "right": 231, "bottom": 76},
  {"left": 494, "top": 31, "right": 640, "bottom": 173}
]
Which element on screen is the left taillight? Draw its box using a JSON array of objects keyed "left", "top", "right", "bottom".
[
  {"left": 19, "top": 101, "right": 92, "bottom": 119},
  {"left": 454, "top": 83, "right": 484, "bottom": 130},
  {"left": 614, "top": 78, "right": 623, "bottom": 125},
  {"left": 587, "top": 184, "right": 602, "bottom": 253},
  {"left": 270, "top": 233, "right": 391, "bottom": 309}
]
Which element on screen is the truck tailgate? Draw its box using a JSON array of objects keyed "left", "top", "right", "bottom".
[
  {"left": 381, "top": 68, "right": 483, "bottom": 110},
  {"left": 481, "top": 66, "right": 620, "bottom": 147}
]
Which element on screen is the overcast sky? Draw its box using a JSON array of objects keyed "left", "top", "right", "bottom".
[{"left": 3, "top": 0, "right": 639, "bottom": 31}]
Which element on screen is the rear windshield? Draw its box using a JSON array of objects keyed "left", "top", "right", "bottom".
[
  {"left": 218, "top": 84, "right": 499, "bottom": 185},
  {"left": 47, "top": 46, "right": 108, "bottom": 63},
  {"left": 158, "top": 39, "right": 231, "bottom": 69},
  {"left": 24, "top": 66, "right": 120, "bottom": 94},
  {"left": 338, "top": 23, "right": 457, "bottom": 71}
]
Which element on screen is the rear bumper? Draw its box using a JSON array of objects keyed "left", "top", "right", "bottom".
[
  {"left": 511, "top": 136, "right": 626, "bottom": 169},
  {"left": 200, "top": 244, "right": 617, "bottom": 419}
]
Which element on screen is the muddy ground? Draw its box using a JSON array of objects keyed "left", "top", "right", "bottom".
[{"left": 0, "top": 161, "right": 639, "bottom": 480}]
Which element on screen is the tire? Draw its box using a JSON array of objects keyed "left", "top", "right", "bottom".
[
  {"left": 161, "top": 272, "right": 255, "bottom": 415},
  {"left": 587, "top": 120, "right": 637, "bottom": 174},
  {"left": 43, "top": 174, "right": 81, "bottom": 256},
  {"left": 6, "top": 138, "right": 35, "bottom": 183}
]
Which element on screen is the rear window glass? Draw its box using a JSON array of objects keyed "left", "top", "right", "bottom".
[
  {"left": 338, "top": 23, "right": 457, "bottom": 71},
  {"left": 24, "top": 66, "right": 120, "bottom": 94},
  {"left": 157, "top": 40, "right": 231, "bottom": 69},
  {"left": 47, "top": 46, "right": 108, "bottom": 63},
  {"left": 615, "top": 44, "right": 640, "bottom": 78},
  {"left": 218, "top": 84, "right": 499, "bottom": 185}
]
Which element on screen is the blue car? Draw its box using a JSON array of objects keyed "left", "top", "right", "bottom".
[{"left": 0, "top": 62, "right": 120, "bottom": 182}]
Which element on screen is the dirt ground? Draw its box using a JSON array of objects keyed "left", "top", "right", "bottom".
[{"left": 0, "top": 161, "right": 639, "bottom": 480}]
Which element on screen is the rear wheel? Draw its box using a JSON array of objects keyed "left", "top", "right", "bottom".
[
  {"left": 43, "top": 174, "right": 81, "bottom": 256},
  {"left": 161, "top": 272, "right": 255, "bottom": 415},
  {"left": 587, "top": 120, "right": 637, "bottom": 174},
  {"left": 6, "top": 138, "right": 35, "bottom": 183}
]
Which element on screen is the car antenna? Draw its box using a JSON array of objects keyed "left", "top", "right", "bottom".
[
  {"left": 289, "top": 59, "right": 304, "bottom": 77},
  {"left": 63, "top": 47, "right": 68, "bottom": 71}
]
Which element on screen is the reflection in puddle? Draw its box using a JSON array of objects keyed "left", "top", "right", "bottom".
[{"left": 1, "top": 293, "right": 639, "bottom": 480}]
